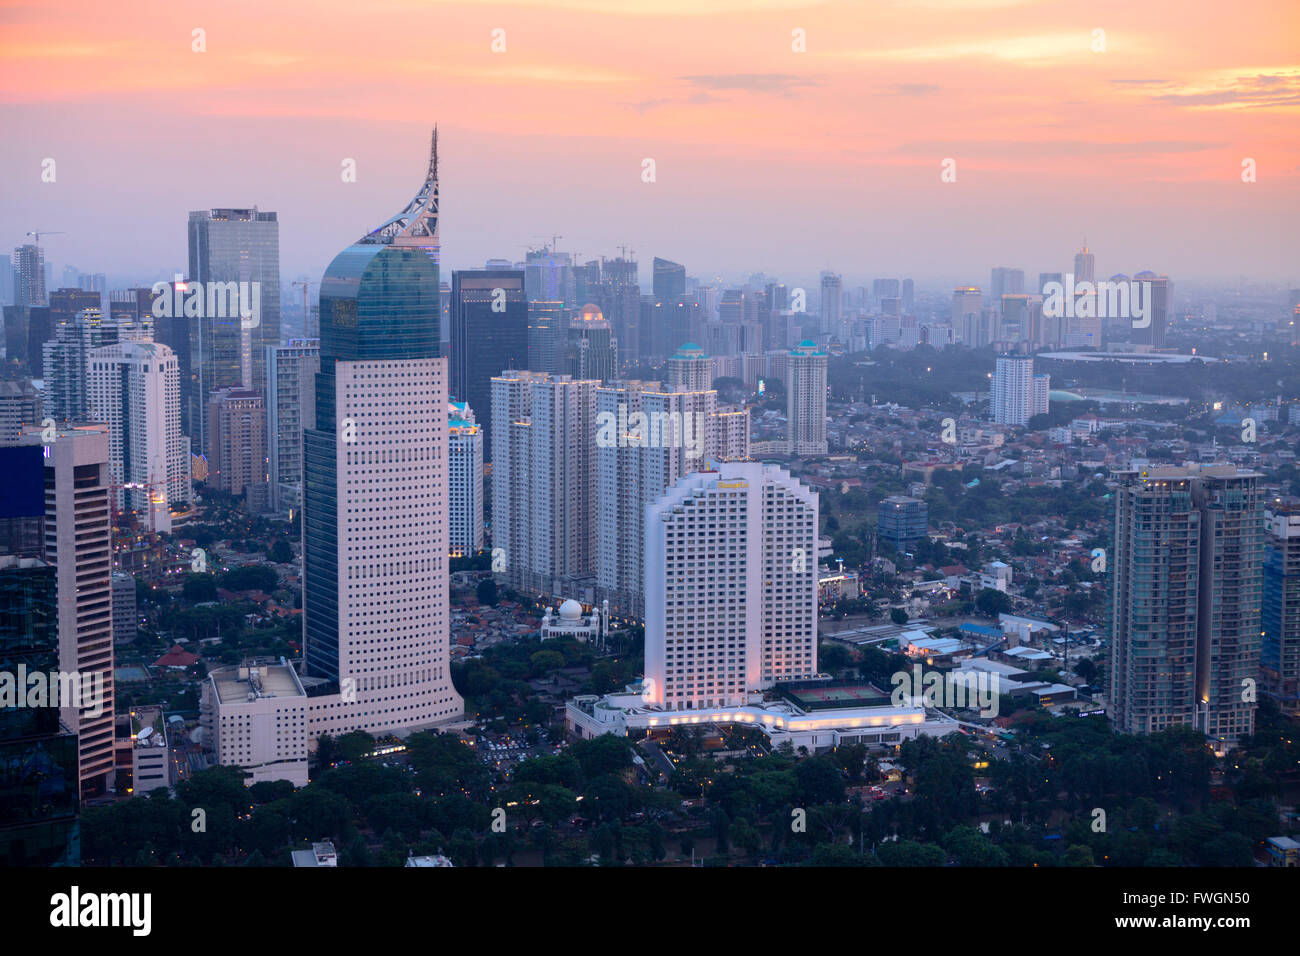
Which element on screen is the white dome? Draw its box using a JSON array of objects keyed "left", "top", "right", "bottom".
[{"left": 558, "top": 598, "right": 583, "bottom": 621}]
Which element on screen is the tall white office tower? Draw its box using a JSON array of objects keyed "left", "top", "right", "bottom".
[
  {"left": 86, "top": 341, "right": 191, "bottom": 533},
  {"left": 448, "top": 399, "right": 484, "bottom": 556},
  {"left": 644, "top": 462, "right": 818, "bottom": 709},
  {"left": 20, "top": 425, "right": 116, "bottom": 798},
  {"left": 665, "top": 342, "right": 712, "bottom": 392},
  {"left": 990, "top": 354, "right": 1049, "bottom": 426},
  {"left": 594, "top": 379, "right": 719, "bottom": 618},
  {"left": 819, "top": 271, "right": 843, "bottom": 338},
  {"left": 301, "top": 128, "right": 463, "bottom": 741},
  {"left": 786, "top": 340, "right": 828, "bottom": 456},
  {"left": 490, "top": 371, "right": 599, "bottom": 596},
  {"left": 266, "top": 340, "right": 320, "bottom": 513}
]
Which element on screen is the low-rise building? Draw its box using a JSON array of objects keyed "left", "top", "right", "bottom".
[
  {"left": 567, "top": 685, "right": 960, "bottom": 754},
  {"left": 201, "top": 659, "right": 309, "bottom": 787},
  {"left": 129, "top": 707, "right": 172, "bottom": 797},
  {"left": 540, "top": 598, "right": 608, "bottom": 645}
]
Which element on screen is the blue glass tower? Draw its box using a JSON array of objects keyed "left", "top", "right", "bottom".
[{"left": 303, "top": 129, "right": 445, "bottom": 685}]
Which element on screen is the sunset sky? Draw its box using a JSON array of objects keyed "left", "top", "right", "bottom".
[{"left": 2, "top": 0, "right": 1297, "bottom": 286}]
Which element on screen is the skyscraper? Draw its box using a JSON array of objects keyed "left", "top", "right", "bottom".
[
  {"left": 451, "top": 269, "right": 527, "bottom": 459},
  {"left": 565, "top": 304, "right": 618, "bottom": 382},
  {"left": 1262, "top": 500, "right": 1300, "bottom": 716},
  {"left": 21, "top": 425, "right": 116, "bottom": 798},
  {"left": 1071, "top": 243, "right": 1099, "bottom": 345},
  {"left": 598, "top": 257, "right": 640, "bottom": 367},
  {"left": 207, "top": 387, "right": 267, "bottom": 501},
  {"left": 1109, "top": 465, "right": 1264, "bottom": 751},
  {"left": 819, "top": 271, "right": 843, "bottom": 338},
  {"left": 49, "top": 287, "right": 104, "bottom": 328},
  {"left": 266, "top": 340, "right": 320, "bottom": 513},
  {"left": 0, "top": 551, "right": 78, "bottom": 863},
  {"left": 187, "top": 206, "right": 281, "bottom": 455},
  {"left": 652, "top": 257, "right": 686, "bottom": 300},
  {"left": 787, "top": 340, "right": 828, "bottom": 456},
  {"left": 666, "top": 342, "right": 712, "bottom": 392},
  {"left": 524, "top": 245, "right": 575, "bottom": 306},
  {"left": 1074, "top": 243, "right": 1095, "bottom": 283},
  {"left": 448, "top": 400, "right": 484, "bottom": 557},
  {"left": 594, "top": 378, "right": 722, "bottom": 618},
  {"left": 43, "top": 308, "right": 150, "bottom": 422},
  {"left": 490, "top": 372, "right": 599, "bottom": 596},
  {"left": 991, "top": 355, "right": 1048, "bottom": 426},
  {"left": 999, "top": 294, "right": 1030, "bottom": 343},
  {"left": 87, "top": 340, "right": 191, "bottom": 533},
  {"left": 0, "top": 380, "right": 40, "bottom": 443},
  {"left": 1133, "top": 271, "right": 1171, "bottom": 348},
  {"left": 12, "top": 245, "right": 46, "bottom": 307},
  {"left": 1288, "top": 290, "right": 1300, "bottom": 346},
  {"left": 989, "top": 267, "right": 1023, "bottom": 306},
  {"left": 301, "top": 128, "right": 463, "bottom": 737},
  {"left": 644, "top": 462, "right": 818, "bottom": 708},
  {"left": 951, "top": 287, "right": 982, "bottom": 345},
  {"left": 527, "top": 299, "right": 569, "bottom": 375}
]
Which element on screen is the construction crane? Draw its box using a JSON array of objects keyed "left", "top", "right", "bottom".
[
  {"left": 529, "top": 234, "right": 563, "bottom": 253},
  {"left": 26, "top": 229, "right": 66, "bottom": 244}
]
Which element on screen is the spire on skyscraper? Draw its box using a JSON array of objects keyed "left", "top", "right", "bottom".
[{"left": 361, "top": 125, "right": 440, "bottom": 247}]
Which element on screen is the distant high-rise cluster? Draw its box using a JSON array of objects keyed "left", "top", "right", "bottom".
[{"left": 43, "top": 308, "right": 150, "bottom": 422}]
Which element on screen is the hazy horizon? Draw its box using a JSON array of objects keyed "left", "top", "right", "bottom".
[{"left": 3, "top": 0, "right": 1297, "bottom": 283}]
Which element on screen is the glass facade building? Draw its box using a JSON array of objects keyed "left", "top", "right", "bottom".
[
  {"left": 877, "top": 496, "right": 929, "bottom": 548},
  {"left": 450, "top": 270, "right": 527, "bottom": 461},
  {"left": 303, "top": 242, "right": 442, "bottom": 683},
  {"left": 0, "top": 555, "right": 79, "bottom": 865},
  {"left": 187, "top": 208, "right": 281, "bottom": 456}
]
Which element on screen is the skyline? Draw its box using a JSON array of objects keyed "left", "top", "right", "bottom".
[{"left": 2, "top": 0, "right": 1298, "bottom": 281}]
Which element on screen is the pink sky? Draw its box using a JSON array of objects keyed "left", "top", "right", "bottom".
[{"left": 2, "top": 0, "right": 1297, "bottom": 285}]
